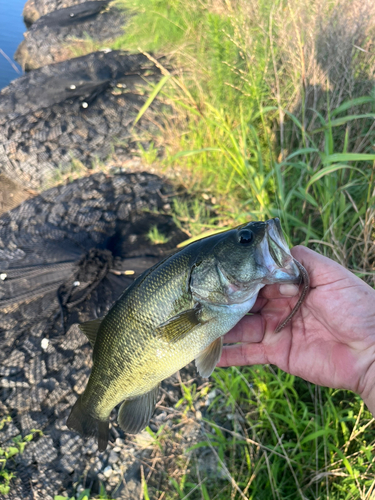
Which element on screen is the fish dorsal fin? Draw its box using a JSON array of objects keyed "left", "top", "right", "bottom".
[
  {"left": 118, "top": 385, "right": 160, "bottom": 434},
  {"left": 195, "top": 337, "right": 223, "bottom": 378},
  {"left": 154, "top": 307, "right": 202, "bottom": 343},
  {"left": 79, "top": 318, "right": 102, "bottom": 347}
]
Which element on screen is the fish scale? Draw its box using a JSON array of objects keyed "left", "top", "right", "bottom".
[
  {"left": 67, "top": 218, "right": 309, "bottom": 451},
  {"left": 82, "top": 253, "right": 192, "bottom": 408}
]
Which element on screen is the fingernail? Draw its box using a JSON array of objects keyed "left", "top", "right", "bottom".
[{"left": 279, "top": 284, "right": 299, "bottom": 296}]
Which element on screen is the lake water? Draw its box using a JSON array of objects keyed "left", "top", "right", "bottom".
[{"left": 0, "top": 0, "right": 26, "bottom": 89}]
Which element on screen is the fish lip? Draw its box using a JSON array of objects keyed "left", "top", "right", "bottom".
[
  {"left": 266, "top": 218, "right": 290, "bottom": 254},
  {"left": 217, "top": 239, "right": 299, "bottom": 290},
  {"left": 262, "top": 253, "right": 301, "bottom": 284},
  {"left": 257, "top": 220, "right": 300, "bottom": 284}
]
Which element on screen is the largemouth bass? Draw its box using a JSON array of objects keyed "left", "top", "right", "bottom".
[{"left": 67, "top": 218, "right": 309, "bottom": 451}]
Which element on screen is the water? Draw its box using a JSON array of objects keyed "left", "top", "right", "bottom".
[{"left": 0, "top": 0, "right": 26, "bottom": 89}]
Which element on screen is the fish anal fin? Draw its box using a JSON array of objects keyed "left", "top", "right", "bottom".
[
  {"left": 79, "top": 318, "right": 102, "bottom": 347},
  {"left": 118, "top": 385, "right": 160, "bottom": 434},
  {"left": 155, "top": 307, "right": 202, "bottom": 343},
  {"left": 195, "top": 337, "right": 223, "bottom": 378}
]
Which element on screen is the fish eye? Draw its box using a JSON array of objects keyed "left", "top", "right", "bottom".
[{"left": 238, "top": 229, "right": 253, "bottom": 244}]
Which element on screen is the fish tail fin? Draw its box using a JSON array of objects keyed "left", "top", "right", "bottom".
[{"left": 67, "top": 395, "right": 109, "bottom": 452}]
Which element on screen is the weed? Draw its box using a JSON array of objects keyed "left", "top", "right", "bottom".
[
  {"left": 54, "top": 482, "right": 110, "bottom": 500},
  {"left": 64, "top": 34, "right": 103, "bottom": 59},
  {"left": 138, "top": 141, "right": 159, "bottom": 166},
  {"left": 0, "top": 421, "right": 43, "bottom": 495},
  {"left": 175, "top": 382, "right": 197, "bottom": 414},
  {"left": 171, "top": 198, "right": 216, "bottom": 238},
  {"left": 147, "top": 225, "right": 170, "bottom": 244}
]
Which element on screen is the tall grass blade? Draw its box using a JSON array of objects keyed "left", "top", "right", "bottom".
[
  {"left": 133, "top": 74, "right": 171, "bottom": 126},
  {"left": 306, "top": 164, "right": 369, "bottom": 189}
]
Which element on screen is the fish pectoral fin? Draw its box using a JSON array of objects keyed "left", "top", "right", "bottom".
[
  {"left": 154, "top": 306, "right": 203, "bottom": 343},
  {"left": 195, "top": 336, "right": 223, "bottom": 378},
  {"left": 118, "top": 385, "right": 160, "bottom": 434},
  {"left": 79, "top": 318, "right": 102, "bottom": 347}
]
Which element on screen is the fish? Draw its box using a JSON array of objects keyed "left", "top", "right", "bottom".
[{"left": 67, "top": 218, "right": 309, "bottom": 451}]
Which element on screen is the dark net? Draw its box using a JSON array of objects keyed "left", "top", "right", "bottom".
[
  {"left": 0, "top": 50, "right": 159, "bottom": 192},
  {"left": 0, "top": 172, "right": 202, "bottom": 499}
]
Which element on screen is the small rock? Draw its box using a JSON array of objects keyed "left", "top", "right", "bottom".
[
  {"left": 207, "top": 389, "right": 217, "bottom": 399},
  {"left": 154, "top": 411, "right": 167, "bottom": 422},
  {"left": 103, "top": 465, "right": 112, "bottom": 478},
  {"left": 108, "top": 450, "right": 119, "bottom": 465},
  {"left": 41, "top": 338, "right": 49, "bottom": 350}
]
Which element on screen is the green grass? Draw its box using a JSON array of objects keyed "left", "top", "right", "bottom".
[
  {"left": 0, "top": 417, "right": 42, "bottom": 495},
  {"left": 147, "top": 224, "right": 170, "bottom": 244},
  {"left": 137, "top": 372, "right": 375, "bottom": 499},
  {"left": 54, "top": 482, "right": 110, "bottom": 500},
  {"left": 206, "top": 367, "right": 375, "bottom": 499},
  {"left": 108, "top": 0, "right": 375, "bottom": 497},
  {"left": 113, "top": 0, "right": 375, "bottom": 270}
]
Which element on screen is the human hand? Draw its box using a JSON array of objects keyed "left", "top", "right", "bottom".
[{"left": 218, "top": 246, "right": 375, "bottom": 414}]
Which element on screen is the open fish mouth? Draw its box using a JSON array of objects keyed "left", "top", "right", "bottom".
[
  {"left": 265, "top": 218, "right": 310, "bottom": 332},
  {"left": 251, "top": 218, "right": 300, "bottom": 285}
]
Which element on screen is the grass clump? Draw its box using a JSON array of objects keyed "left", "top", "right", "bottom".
[
  {"left": 109, "top": 0, "right": 375, "bottom": 497},
  {"left": 0, "top": 417, "right": 42, "bottom": 495},
  {"left": 147, "top": 224, "right": 170, "bottom": 244},
  {"left": 205, "top": 367, "right": 375, "bottom": 499}
]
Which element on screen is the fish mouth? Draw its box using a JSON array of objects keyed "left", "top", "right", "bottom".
[{"left": 259, "top": 218, "right": 300, "bottom": 284}]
